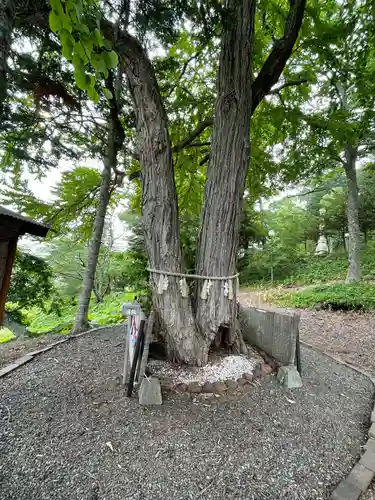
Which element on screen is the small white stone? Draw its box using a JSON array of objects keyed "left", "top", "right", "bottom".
[{"left": 148, "top": 353, "right": 261, "bottom": 385}]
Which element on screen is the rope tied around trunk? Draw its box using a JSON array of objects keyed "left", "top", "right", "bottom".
[{"left": 147, "top": 268, "right": 240, "bottom": 300}]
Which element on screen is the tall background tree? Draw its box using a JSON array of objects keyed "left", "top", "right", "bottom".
[{"left": 283, "top": 1, "right": 375, "bottom": 281}]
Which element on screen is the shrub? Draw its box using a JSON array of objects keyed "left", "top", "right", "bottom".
[{"left": 271, "top": 283, "right": 375, "bottom": 310}]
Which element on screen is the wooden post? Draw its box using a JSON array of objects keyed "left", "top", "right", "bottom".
[
  {"left": 0, "top": 237, "right": 17, "bottom": 325},
  {"left": 122, "top": 319, "right": 130, "bottom": 385},
  {"left": 138, "top": 311, "right": 154, "bottom": 381}
]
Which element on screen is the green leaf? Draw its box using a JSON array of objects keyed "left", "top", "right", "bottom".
[
  {"left": 49, "top": 11, "right": 61, "bottom": 33},
  {"left": 77, "top": 23, "right": 89, "bottom": 34},
  {"left": 50, "top": 0, "right": 64, "bottom": 15},
  {"left": 61, "top": 31, "right": 74, "bottom": 60},
  {"left": 87, "top": 86, "right": 99, "bottom": 104},
  {"left": 81, "top": 36, "right": 94, "bottom": 57},
  {"left": 94, "top": 29, "right": 104, "bottom": 48},
  {"left": 74, "top": 3, "right": 82, "bottom": 22},
  {"left": 104, "top": 51, "right": 118, "bottom": 69},
  {"left": 73, "top": 44, "right": 89, "bottom": 64},
  {"left": 91, "top": 54, "right": 108, "bottom": 78},
  {"left": 103, "top": 88, "right": 113, "bottom": 100},
  {"left": 61, "top": 15, "right": 73, "bottom": 33},
  {"left": 103, "top": 39, "right": 112, "bottom": 51},
  {"left": 65, "top": 4, "right": 76, "bottom": 22},
  {"left": 74, "top": 70, "right": 91, "bottom": 90},
  {"left": 72, "top": 54, "right": 85, "bottom": 74}
]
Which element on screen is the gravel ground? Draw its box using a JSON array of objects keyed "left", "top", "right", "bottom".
[
  {"left": 0, "top": 334, "right": 67, "bottom": 369},
  {"left": 0, "top": 325, "right": 373, "bottom": 500},
  {"left": 299, "top": 309, "right": 375, "bottom": 374},
  {"left": 239, "top": 291, "right": 375, "bottom": 375}
]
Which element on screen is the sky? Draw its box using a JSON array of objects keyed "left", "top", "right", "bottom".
[{"left": 17, "top": 158, "right": 131, "bottom": 256}]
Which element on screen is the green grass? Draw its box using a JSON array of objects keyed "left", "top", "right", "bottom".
[
  {"left": 270, "top": 282, "right": 375, "bottom": 310},
  {"left": 0, "top": 327, "right": 16, "bottom": 343},
  {"left": 26, "top": 291, "right": 139, "bottom": 335},
  {"left": 282, "top": 241, "right": 375, "bottom": 286}
]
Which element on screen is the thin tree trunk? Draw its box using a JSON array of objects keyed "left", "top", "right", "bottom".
[
  {"left": 344, "top": 147, "right": 361, "bottom": 282},
  {"left": 73, "top": 67, "right": 125, "bottom": 333},
  {"left": 195, "top": 0, "right": 256, "bottom": 344},
  {"left": 92, "top": 283, "right": 104, "bottom": 303},
  {"left": 342, "top": 231, "right": 346, "bottom": 251},
  {"left": 0, "top": 0, "right": 14, "bottom": 118},
  {"left": 72, "top": 159, "right": 112, "bottom": 332},
  {"left": 118, "top": 33, "right": 206, "bottom": 364}
]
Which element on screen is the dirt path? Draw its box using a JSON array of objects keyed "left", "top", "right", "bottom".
[
  {"left": 239, "top": 290, "right": 375, "bottom": 375},
  {"left": 0, "top": 326, "right": 373, "bottom": 500}
]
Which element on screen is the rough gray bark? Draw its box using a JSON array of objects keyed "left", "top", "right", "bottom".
[
  {"left": 72, "top": 64, "right": 125, "bottom": 333},
  {"left": 195, "top": 0, "right": 306, "bottom": 345},
  {"left": 116, "top": 32, "right": 207, "bottom": 364},
  {"left": 72, "top": 141, "right": 113, "bottom": 332},
  {"left": 0, "top": 0, "right": 14, "bottom": 117},
  {"left": 334, "top": 82, "right": 362, "bottom": 283},
  {"left": 344, "top": 147, "right": 361, "bottom": 282},
  {"left": 106, "top": 0, "right": 306, "bottom": 364},
  {"left": 72, "top": 164, "right": 111, "bottom": 331},
  {"left": 195, "top": 0, "right": 256, "bottom": 344}
]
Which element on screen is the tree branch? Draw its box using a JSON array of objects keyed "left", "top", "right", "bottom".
[
  {"left": 268, "top": 78, "right": 308, "bottom": 94},
  {"left": 167, "top": 51, "right": 201, "bottom": 98},
  {"left": 185, "top": 141, "right": 211, "bottom": 148},
  {"left": 286, "top": 186, "right": 331, "bottom": 198},
  {"left": 78, "top": 253, "right": 86, "bottom": 268},
  {"left": 104, "top": 1, "right": 304, "bottom": 157},
  {"left": 200, "top": 153, "right": 210, "bottom": 166},
  {"left": 172, "top": 118, "right": 213, "bottom": 152},
  {"left": 169, "top": 3, "right": 307, "bottom": 152},
  {"left": 251, "top": 0, "right": 307, "bottom": 115}
]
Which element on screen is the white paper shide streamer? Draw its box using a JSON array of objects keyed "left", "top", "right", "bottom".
[
  {"left": 200, "top": 279, "right": 212, "bottom": 300},
  {"left": 157, "top": 274, "right": 169, "bottom": 294},
  {"left": 150, "top": 269, "right": 238, "bottom": 299},
  {"left": 179, "top": 278, "right": 189, "bottom": 298},
  {"left": 228, "top": 279, "right": 234, "bottom": 300}
]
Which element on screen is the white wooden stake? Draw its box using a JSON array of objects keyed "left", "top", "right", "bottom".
[{"left": 123, "top": 318, "right": 130, "bottom": 385}]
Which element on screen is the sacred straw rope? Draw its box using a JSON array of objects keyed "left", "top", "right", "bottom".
[{"left": 147, "top": 269, "right": 239, "bottom": 280}]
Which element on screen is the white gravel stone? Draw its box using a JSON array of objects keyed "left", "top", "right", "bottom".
[{"left": 148, "top": 354, "right": 260, "bottom": 384}]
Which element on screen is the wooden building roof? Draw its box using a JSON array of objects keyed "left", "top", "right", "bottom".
[{"left": 0, "top": 207, "right": 50, "bottom": 241}]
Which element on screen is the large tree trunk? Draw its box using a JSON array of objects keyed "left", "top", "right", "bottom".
[
  {"left": 110, "top": 0, "right": 306, "bottom": 364},
  {"left": 195, "top": 0, "right": 256, "bottom": 343},
  {"left": 72, "top": 160, "right": 112, "bottom": 332},
  {"left": 118, "top": 33, "right": 206, "bottom": 364},
  {"left": 344, "top": 147, "right": 361, "bottom": 282},
  {"left": 0, "top": 0, "right": 14, "bottom": 117}
]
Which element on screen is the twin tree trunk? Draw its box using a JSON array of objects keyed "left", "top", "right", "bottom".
[
  {"left": 115, "top": 0, "right": 305, "bottom": 364},
  {"left": 344, "top": 147, "right": 361, "bottom": 282},
  {"left": 121, "top": 1, "right": 254, "bottom": 364}
]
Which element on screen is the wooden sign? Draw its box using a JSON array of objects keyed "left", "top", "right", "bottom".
[{"left": 122, "top": 302, "right": 145, "bottom": 384}]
